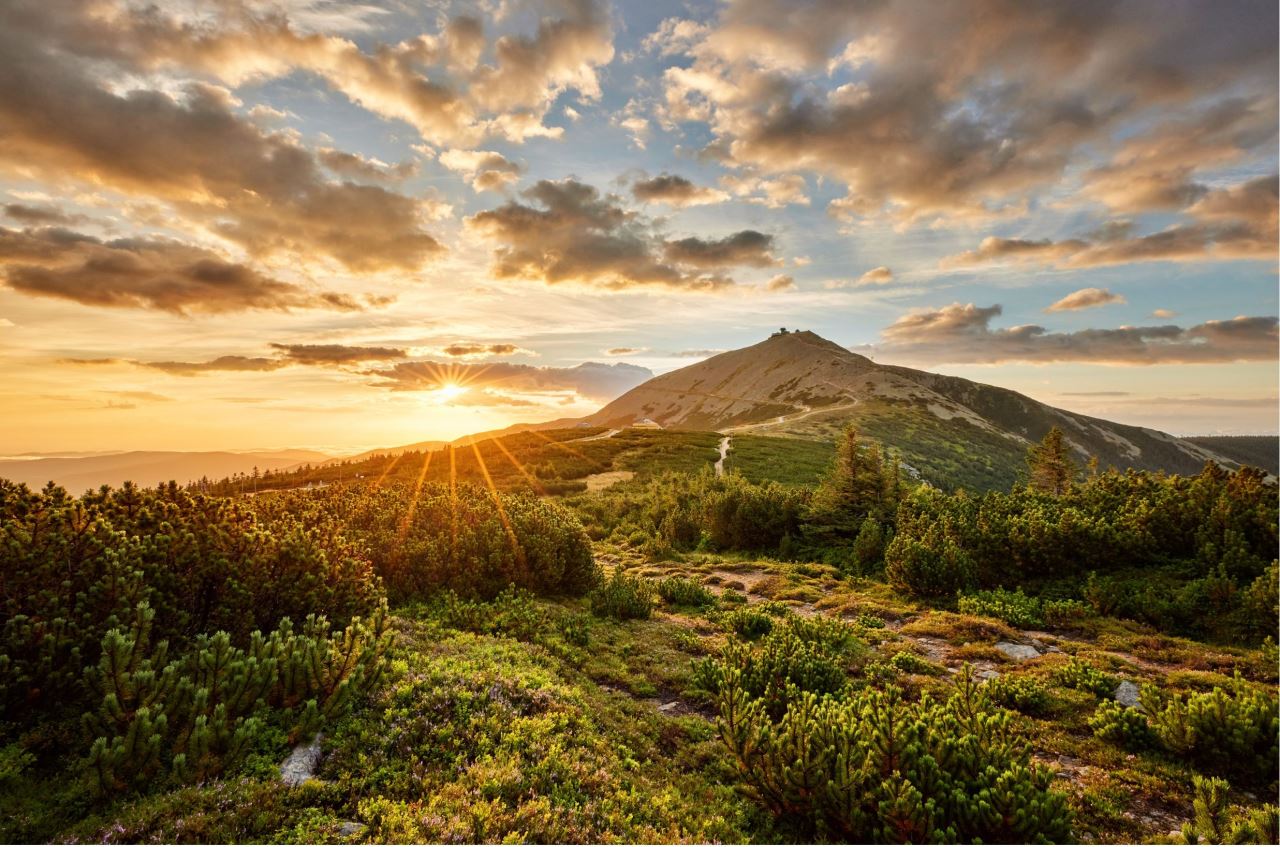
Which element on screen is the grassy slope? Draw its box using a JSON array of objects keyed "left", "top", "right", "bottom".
[
  {"left": 1186, "top": 436, "right": 1279, "bottom": 475},
  {"left": 48, "top": 545, "right": 1275, "bottom": 844}
]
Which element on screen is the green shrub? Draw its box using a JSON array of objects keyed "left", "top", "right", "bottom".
[
  {"left": 0, "top": 481, "right": 383, "bottom": 734},
  {"left": 722, "top": 607, "right": 775, "bottom": 640},
  {"left": 1088, "top": 700, "right": 1157, "bottom": 751},
  {"left": 1177, "top": 775, "right": 1279, "bottom": 845},
  {"left": 1043, "top": 599, "right": 1090, "bottom": 628},
  {"left": 888, "top": 650, "right": 941, "bottom": 676},
  {"left": 958, "top": 588, "right": 1045, "bottom": 629},
  {"left": 885, "top": 531, "right": 973, "bottom": 598},
  {"left": 588, "top": 570, "right": 655, "bottom": 620},
  {"left": 855, "top": 613, "right": 886, "bottom": 629},
  {"left": 1053, "top": 658, "right": 1116, "bottom": 698},
  {"left": 719, "top": 588, "right": 748, "bottom": 605},
  {"left": 82, "top": 600, "right": 391, "bottom": 795},
  {"left": 1144, "top": 677, "right": 1279, "bottom": 789},
  {"left": 287, "top": 481, "right": 598, "bottom": 602},
  {"left": 435, "top": 587, "right": 545, "bottom": 642},
  {"left": 717, "top": 667, "right": 1072, "bottom": 842},
  {"left": 701, "top": 617, "right": 859, "bottom": 720},
  {"left": 656, "top": 576, "right": 715, "bottom": 608},
  {"left": 987, "top": 675, "right": 1052, "bottom": 716}
]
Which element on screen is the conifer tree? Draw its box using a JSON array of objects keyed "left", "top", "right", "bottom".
[{"left": 1026, "top": 426, "right": 1077, "bottom": 495}]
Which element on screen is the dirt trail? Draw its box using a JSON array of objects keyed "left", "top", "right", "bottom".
[
  {"left": 714, "top": 436, "right": 731, "bottom": 477},
  {"left": 569, "top": 428, "right": 621, "bottom": 443},
  {"left": 723, "top": 397, "right": 860, "bottom": 434}
]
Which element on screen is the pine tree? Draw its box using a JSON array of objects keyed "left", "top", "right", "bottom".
[{"left": 1026, "top": 427, "right": 1077, "bottom": 495}]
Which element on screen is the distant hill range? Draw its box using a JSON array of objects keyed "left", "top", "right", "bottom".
[
  {"left": 0, "top": 449, "right": 330, "bottom": 493},
  {"left": 579, "top": 329, "right": 1275, "bottom": 490}
]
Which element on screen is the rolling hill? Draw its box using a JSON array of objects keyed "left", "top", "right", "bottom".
[
  {"left": 584, "top": 329, "right": 1248, "bottom": 490},
  {"left": 0, "top": 449, "right": 331, "bottom": 492}
]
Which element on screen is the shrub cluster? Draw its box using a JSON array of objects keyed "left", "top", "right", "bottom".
[
  {"left": 257, "top": 481, "right": 598, "bottom": 602},
  {"left": 1052, "top": 658, "right": 1117, "bottom": 699},
  {"left": 1089, "top": 700, "right": 1157, "bottom": 751},
  {"left": 588, "top": 570, "right": 655, "bottom": 620},
  {"left": 656, "top": 576, "right": 715, "bottom": 608},
  {"left": 0, "top": 481, "right": 383, "bottom": 728},
  {"left": 986, "top": 675, "right": 1052, "bottom": 716},
  {"left": 717, "top": 665, "right": 1072, "bottom": 842}
]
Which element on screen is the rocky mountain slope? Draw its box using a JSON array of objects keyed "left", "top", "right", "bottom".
[{"left": 585, "top": 329, "right": 1243, "bottom": 489}]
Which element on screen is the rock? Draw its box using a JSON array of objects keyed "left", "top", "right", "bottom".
[
  {"left": 280, "top": 733, "right": 323, "bottom": 787},
  {"left": 994, "top": 641, "right": 1041, "bottom": 661},
  {"left": 658, "top": 701, "right": 680, "bottom": 713},
  {"left": 337, "top": 822, "right": 366, "bottom": 838},
  {"left": 976, "top": 668, "right": 1001, "bottom": 680},
  {"left": 1114, "top": 680, "right": 1143, "bottom": 709}
]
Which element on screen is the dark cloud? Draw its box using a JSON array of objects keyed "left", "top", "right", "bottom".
[
  {"left": 0, "top": 17, "right": 443, "bottom": 272},
  {"left": 369, "top": 359, "right": 653, "bottom": 401},
  {"left": 1, "top": 0, "right": 614, "bottom": 146},
  {"left": 864, "top": 302, "right": 1278, "bottom": 365},
  {"left": 269, "top": 344, "right": 407, "bottom": 364},
  {"left": 0, "top": 226, "right": 360, "bottom": 314},
  {"left": 440, "top": 342, "right": 526, "bottom": 357},
  {"left": 138, "top": 356, "right": 289, "bottom": 376},
  {"left": 945, "top": 177, "right": 1276, "bottom": 268},
  {"left": 654, "top": 0, "right": 1277, "bottom": 225},
  {"left": 468, "top": 178, "right": 770, "bottom": 291},
  {"left": 631, "top": 174, "right": 727, "bottom": 206},
  {"left": 605, "top": 346, "right": 647, "bottom": 356},
  {"left": 1045, "top": 287, "right": 1125, "bottom": 312},
  {"left": 3, "top": 203, "right": 84, "bottom": 226},
  {"left": 663, "top": 230, "right": 779, "bottom": 268},
  {"left": 317, "top": 148, "right": 418, "bottom": 183}
]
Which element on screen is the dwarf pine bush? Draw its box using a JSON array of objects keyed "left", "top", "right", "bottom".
[
  {"left": 1089, "top": 700, "right": 1157, "bottom": 751},
  {"left": 987, "top": 675, "right": 1052, "bottom": 716},
  {"left": 588, "top": 570, "right": 655, "bottom": 620},
  {"left": 656, "top": 576, "right": 715, "bottom": 607},
  {"left": 1143, "top": 677, "right": 1279, "bottom": 790},
  {"left": 717, "top": 665, "right": 1072, "bottom": 842},
  {"left": 1053, "top": 658, "right": 1116, "bottom": 698}
]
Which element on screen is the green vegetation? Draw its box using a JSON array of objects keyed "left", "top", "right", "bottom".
[{"left": 2, "top": 419, "right": 1276, "bottom": 843}]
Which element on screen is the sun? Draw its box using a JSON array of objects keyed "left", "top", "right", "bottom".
[{"left": 435, "top": 382, "right": 468, "bottom": 402}]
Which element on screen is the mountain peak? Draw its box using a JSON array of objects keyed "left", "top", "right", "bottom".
[{"left": 585, "top": 329, "right": 1237, "bottom": 489}]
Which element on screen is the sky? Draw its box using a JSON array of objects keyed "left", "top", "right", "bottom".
[{"left": 0, "top": 0, "right": 1276, "bottom": 455}]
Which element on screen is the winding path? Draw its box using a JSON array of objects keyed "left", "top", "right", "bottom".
[{"left": 714, "top": 436, "right": 731, "bottom": 477}]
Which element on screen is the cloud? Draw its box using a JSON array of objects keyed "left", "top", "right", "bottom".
[
  {"left": 1045, "top": 287, "right": 1126, "bottom": 312},
  {"left": 764, "top": 274, "right": 795, "bottom": 292},
  {"left": 718, "top": 172, "right": 809, "bottom": 208},
  {"left": 857, "top": 266, "right": 894, "bottom": 286},
  {"left": 438, "top": 149, "right": 524, "bottom": 191},
  {"left": 653, "top": 0, "right": 1276, "bottom": 226},
  {"left": 865, "top": 302, "right": 1278, "bottom": 365},
  {"left": 1152, "top": 308, "right": 1176, "bottom": 319},
  {"left": 673, "top": 348, "right": 725, "bottom": 357},
  {"left": 138, "top": 356, "right": 290, "bottom": 376},
  {"left": 468, "top": 178, "right": 772, "bottom": 291},
  {"left": 662, "top": 230, "right": 779, "bottom": 268},
  {"left": 631, "top": 174, "right": 728, "bottom": 207},
  {"left": 0, "top": 25, "right": 443, "bottom": 273},
  {"left": 0, "top": 226, "right": 361, "bottom": 314},
  {"left": 368, "top": 360, "right": 654, "bottom": 401},
  {"left": 7, "top": 0, "right": 615, "bottom": 147},
  {"left": 3, "top": 203, "right": 84, "bottom": 226},
  {"left": 943, "top": 177, "right": 1277, "bottom": 269},
  {"left": 269, "top": 344, "right": 407, "bottom": 364},
  {"left": 439, "top": 342, "right": 531, "bottom": 358},
  {"left": 605, "top": 347, "right": 648, "bottom": 356},
  {"left": 317, "top": 148, "right": 418, "bottom": 183}
]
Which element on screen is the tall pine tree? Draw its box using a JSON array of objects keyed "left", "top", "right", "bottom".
[{"left": 1026, "top": 426, "right": 1077, "bottom": 495}]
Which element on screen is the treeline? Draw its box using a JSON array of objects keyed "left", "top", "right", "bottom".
[{"left": 583, "top": 426, "right": 1277, "bottom": 644}]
